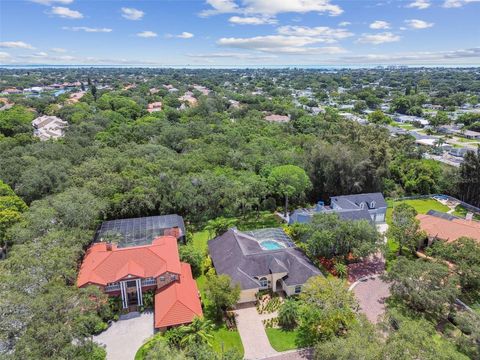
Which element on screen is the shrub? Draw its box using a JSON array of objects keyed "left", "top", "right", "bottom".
[{"left": 278, "top": 299, "right": 299, "bottom": 330}]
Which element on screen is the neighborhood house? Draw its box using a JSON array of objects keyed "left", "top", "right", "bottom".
[
  {"left": 208, "top": 228, "right": 322, "bottom": 303},
  {"left": 417, "top": 210, "right": 480, "bottom": 246},
  {"left": 77, "top": 236, "right": 202, "bottom": 331},
  {"left": 289, "top": 192, "right": 387, "bottom": 225},
  {"left": 32, "top": 115, "right": 68, "bottom": 141}
]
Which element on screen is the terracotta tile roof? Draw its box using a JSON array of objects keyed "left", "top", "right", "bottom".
[
  {"left": 154, "top": 263, "right": 203, "bottom": 329},
  {"left": 416, "top": 214, "right": 480, "bottom": 243},
  {"left": 77, "top": 236, "right": 181, "bottom": 287}
]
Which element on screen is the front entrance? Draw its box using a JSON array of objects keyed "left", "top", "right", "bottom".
[{"left": 120, "top": 279, "right": 144, "bottom": 309}]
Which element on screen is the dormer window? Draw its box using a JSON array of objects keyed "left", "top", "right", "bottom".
[
  {"left": 359, "top": 203, "right": 365, "bottom": 209},
  {"left": 371, "top": 201, "right": 376, "bottom": 208}
]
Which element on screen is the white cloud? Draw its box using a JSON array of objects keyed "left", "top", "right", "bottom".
[
  {"left": 201, "top": 0, "right": 343, "bottom": 17},
  {"left": 338, "top": 21, "right": 351, "bottom": 27},
  {"left": 165, "top": 32, "right": 194, "bottom": 39},
  {"left": 50, "top": 48, "right": 67, "bottom": 53},
  {"left": 137, "top": 31, "right": 157, "bottom": 38},
  {"left": 405, "top": 19, "right": 434, "bottom": 29},
  {"left": 369, "top": 20, "right": 390, "bottom": 29},
  {"left": 121, "top": 7, "right": 144, "bottom": 20},
  {"left": 277, "top": 25, "right": 353, "bottom": 42},
  {"left": 50, "top": 6, "right": 83, "bottom": 19},
  {"left": 0, "top": 52, "right": 12, "bottom": 60},
  {"left": 406, "top": 0, "right": 431, "bottom": 9},
  {"left": 187, "top": 52, "right": 277, "bottom": 60},
  {"left": 340, "top": 47, "right": 480, "bottom": 64},
  {"left": 443, "top": 0, "right": 480, "bottom": 7},
  {"left": 200, "top": 0, "right": 239, "bottom": 16},
  {"left": 229, "top": 16, "right": 277, "bottom": 25},
  {"left": 357, "top": 32, "right": 401, "bottom": 45},
  {"left": 0, "top": 41, "right": 35, "bottom": 49},
  {"left": 30, "top": 0, "right": 73, "bottom": 5},
  {"left": 62, "top": 26, "right": 113, "bottom": 33},
  {"left": 217, "top": 35, "right": 346, "bottom": 54},
  {"left": 177, "top": 32, "right": 194, "bottom": 39}
]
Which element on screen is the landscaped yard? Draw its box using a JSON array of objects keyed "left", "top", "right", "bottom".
[
  {"left": 385, "top": 198, "right": 450, "bottom": 225},
  {"left": 210, "top": 324, "right": 244, "bottom": 355},
  {"left": 188, "top": 214, "right": 282, "bottom": 358},
  {"left": 265, "top": 328, "right": 299, "bottom": 352},
  {"left": 452, "top": 204, "right": 480, "bottom": 220}
]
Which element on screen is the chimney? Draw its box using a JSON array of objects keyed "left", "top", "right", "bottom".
[
  {"left": 106, "top": 243, "right": 112, "bottom": 251},
  {"left": 465, "top": 213, "right": 473, "bottom": 222}
]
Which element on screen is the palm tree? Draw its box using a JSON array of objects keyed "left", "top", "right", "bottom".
[
  {"left": 179, "top": 317, "right": 214, "bottom": 347},
  {"left": 278, "top": 299, "right": 299, "bottom": 330}
]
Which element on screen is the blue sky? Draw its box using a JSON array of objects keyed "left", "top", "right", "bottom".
[{"left": 0, "top": 0, "right": 479, "bottom": 66}]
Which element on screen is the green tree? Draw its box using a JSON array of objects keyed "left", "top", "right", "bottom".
[
  {"left": 382, "top": 317, "right": 468, "bottom": 360},
  {"left": 278, "top": 299, "right": 299, "bottom": 330},
  {"left": 204, "top": 274, "right": 240, "bottom": 319},
  {"left": 179, "top": 317, "right": 214, "bottom": 347},
  {"left": 297, "top": 276, "right": 358, "bottom": 345},
  {"left": 314, "top": 317, "right": 382, "bottom": 360},
  {"left": 383, "top": 258, "right": 459, "bottom": 320},
  {"left": 267, "top": 165, "right": 311, "bottom": 217},
  {"left": 368, "top": 110, "right": 391, "bottom": 124},
  {"left": 387, "top": 203, "right": 423, "bottom": 255},
  {"left": 179, "top": 244, "right": 204, "bottom": 277},
  {"left": 305, "top": 213, "right": 380, "bottom": 261}
]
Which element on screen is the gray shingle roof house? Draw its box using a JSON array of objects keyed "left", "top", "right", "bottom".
[
  {"left": 289, "top": 192, "right": 387, "bottom": 225},
  {"left": 208, "top": 228, "right": 322, "bottom": 303}
]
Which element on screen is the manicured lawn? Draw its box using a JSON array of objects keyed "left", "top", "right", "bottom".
[
  {"left": 265, "top": 328, "right": 299, "bottom": 352},
  {"left": 192, "top": 230, "right": 210, "bottom": 254},
  {"left": 134, "top": 324, "right": 244, "bottom": 359},
  {"left": 211, "top": 324, "right": 244, "bottom": 356},
  {"left": 452, "top": 205, "right": 480, "bottom": 220},
  {"left": 385, "top": 198, "right": 450, "bottom": 225}
]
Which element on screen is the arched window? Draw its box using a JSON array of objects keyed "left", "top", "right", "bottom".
[{"left": 259, "top": 277, "right": 268, "bottom": 289}]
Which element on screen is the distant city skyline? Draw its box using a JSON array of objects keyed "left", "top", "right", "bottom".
[{"left": 1, "top": 0, "right": 479, "bottom": 66}]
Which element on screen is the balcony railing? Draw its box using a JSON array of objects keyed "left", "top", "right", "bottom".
[
  {"left": 141, "top": 278, "right": 156, "bottom": 287},
  {"left": 105, "top": 283, "right": 120, "bottom": 292}
]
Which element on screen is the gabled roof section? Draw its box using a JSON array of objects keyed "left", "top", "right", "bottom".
[
  {"left": 417, "top": 214, "right": 480, "bottom": 243},
  {"left": 208, "top": 228, "right": 322, "bottom": 290},
  {"left": 154, "top": 263, "right": 203, "bottom": 328},
  {"left": 331, "top": 193, "right": 387, "bottom": 210},
  {"left": 77, "top": 236, "right": 181, "bottom": 287}
]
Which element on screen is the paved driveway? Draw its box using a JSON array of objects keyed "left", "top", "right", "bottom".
[
  {"left": 352, "top": 276, "right": 390, "bottom": 324},
  {"left": 235, "top": 303, "right": 278, "bottom": 360},
  {"left": 94, "top": 311, "right": 154, "bottom": 360}
]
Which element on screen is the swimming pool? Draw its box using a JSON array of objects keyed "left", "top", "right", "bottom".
[{"left": 260, "top": 240, "right": 286, "bottom": 250}]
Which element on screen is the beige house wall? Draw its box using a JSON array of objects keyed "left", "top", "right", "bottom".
[{"left": 238, "top": 288, "right": 258, "bottom": 303}]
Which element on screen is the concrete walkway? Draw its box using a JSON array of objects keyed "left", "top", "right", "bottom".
[
  {"left": 93, "top": 311, "right": 154, "bottom": 360},
  {"left": 235, "top": 303, "right": 278, "bottom": 360}
]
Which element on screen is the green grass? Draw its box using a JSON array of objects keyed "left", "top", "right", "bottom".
[
  {"left": 265, "top": 328, "right": 300, "bottom": 352},
  {"left": 134, "top": 326, "right": 244, "bottom": 359},
  {"left": 455, "top": 137, "right": 480, "bottom": 144},
  {"left": 386, "top": 198, "right": 450, "bottom": 225},
  {"left": 452, "top": 205, "right": 480, "bottom": 221},
  {"left": 211, "top": 324, "right": 244, "bottom": 356}
]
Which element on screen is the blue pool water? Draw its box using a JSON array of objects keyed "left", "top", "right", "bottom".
[{"left": 260, "top": 240, "right": 285, "bottom": 250}]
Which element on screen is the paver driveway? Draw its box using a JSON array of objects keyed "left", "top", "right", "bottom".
[
  {"left": 235, "top": 303, "right": 278, "bottom": 360},
  {"left": 93, "top": 311, "right": 154, "bottom": 360},
  {"left": 352, "top": 276, "right": 390, "bottom": 323}
]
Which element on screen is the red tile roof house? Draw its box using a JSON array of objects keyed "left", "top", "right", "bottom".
[{"left": 77, "top": 236, "right": 202, "bottom": 331}]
